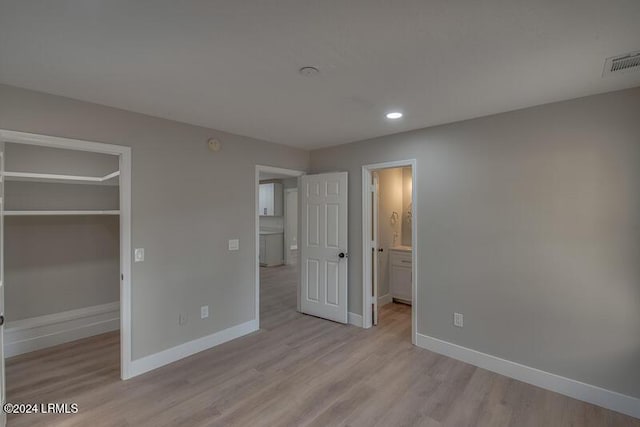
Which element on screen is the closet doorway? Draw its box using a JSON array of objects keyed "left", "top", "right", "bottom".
[
  {"left": 362, "top": 160, "right": 417, "bottom": 344},
  {"left": 0, "top": 130, "right": 132, "bottom": 413}
]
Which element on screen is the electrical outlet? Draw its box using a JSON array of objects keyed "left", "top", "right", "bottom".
[
  {"left": 454, "top": 312, "right": 464, "bottom": 328},
  {"left": 178, "top": 313, "right": 188, "bottom": 326},
  {"left": 201, "top": 305, "right": 209, "bottom": 319}
]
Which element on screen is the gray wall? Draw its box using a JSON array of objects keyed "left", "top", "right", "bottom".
[
  {"left": 309, "top": 87, "right": 640, "bottom": 398},
  {"left": 5, "top": 215, "right": 120, "bottom": 321},
  {"left": 4, "top": 178, "right": 120, "bottom": 321},
  {"left": 5, "top": 142, "right": 119, "bottom": 177},
  {"left": 0, "top": 84, "right": 310, "bottom": 359},
  {"left": 5, "top": 181, "right": 119, "bottom": 211}
]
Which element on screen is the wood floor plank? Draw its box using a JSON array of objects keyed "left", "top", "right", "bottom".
[{"left": 5, "top": 264, "right": 639, "bottom": 427}]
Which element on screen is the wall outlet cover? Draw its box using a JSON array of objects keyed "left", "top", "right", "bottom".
[
  {"left": 178, "top": 313, "right": 187, "bottom": 325},
  {"left": 454, "top": 312, "right": 464, "bottom": 328},
  {"left": 201, "top": 305, "right": 209, "bottom": 319},
  {"left": 134, "top": 248, "right": 145, "bottom": 262},
  {"left": 228, "top": 239, "right": 239, "bottom": 251}
]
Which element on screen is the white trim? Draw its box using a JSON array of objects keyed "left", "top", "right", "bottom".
[
  {"left": 283, "top": 188, "right": 298, "bottom": 266},
  {"left": 101, "top": 171, "right": 120, "bottom": 181},
  {"left": 4, "top": 302, "right": 120, "bottom": 358},
  {"left": 0, "top": 144, "right": 5, "bottom": 417},
  {"left": 255, "top": 165, "right": 305, "bottom": 326},
  {"left": 129, "top": 319, "right": 258, "bottom": 378},
  {"left": 0, "top": 130, "right": 129, "bottom": 155},
  {"left": 3, "top": 170, "right": 119, "bottom": 183},
  {"left": 362, "top": 159, "right": 418, "bottom": 345},
  {"left": 348, "top": 312, "right": 363, "bottom": 327},
  {"left": 415, "top": 333, "right": 640, "bottom": 419},
  {"left": 0, "top": 129, "right": 132, "bottom": 380},
  {"left": 118, "top": 146, "right": 132, "bottom": 380},
  {"left": 5, "top": 210, "right": 120, "bottom": 216},
  {"left": 378, "top": 294, "right": 392, "bottom": 306}
]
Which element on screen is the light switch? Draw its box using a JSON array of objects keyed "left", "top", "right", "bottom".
[
  {"left": 228, "top": 239, "right": 239, "bottom": 251},
  {"left": 134, "top": 248, "right": 145, "bottom": 262},
  {"left": 201, "top": 305, "right": 209, "bottom": 319}
]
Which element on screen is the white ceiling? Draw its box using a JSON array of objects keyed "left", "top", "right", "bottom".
[{"left": 1, "top": 1, "right": 639, "bottom": 149}]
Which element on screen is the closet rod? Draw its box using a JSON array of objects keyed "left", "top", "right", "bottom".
[
  {"left": 4, "top": 210, "right": 120, "bottom": 216},
  {"left": 2, "top": 170, "right": 120, "bottom": 183}
]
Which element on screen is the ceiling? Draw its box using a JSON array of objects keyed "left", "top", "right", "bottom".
[{"left": 1, "top": 1, "right": 639, "bottom": 149}]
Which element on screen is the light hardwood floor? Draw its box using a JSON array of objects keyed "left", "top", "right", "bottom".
[{"left": 6, "top": 264, "right": 639, "bottom": 426}]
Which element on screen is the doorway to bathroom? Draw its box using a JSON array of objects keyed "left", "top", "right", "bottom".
[{"left": 362, "top": 160, "right": 417, "bottom": 343}]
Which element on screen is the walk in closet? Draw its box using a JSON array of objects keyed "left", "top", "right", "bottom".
[{"left": 2, "top": 142, "right": 121, "bottom": 358}]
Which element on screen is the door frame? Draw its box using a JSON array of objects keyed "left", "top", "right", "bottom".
[
  {"left": 362, "top": 159, "right": 417, "bottom": 344},
  {"left": 254, "top": 165, "right": 305, "bottom": 327},
  {"left": 0, "top": 129, "right": 133, "bottom": 379},
  {"left": 283, "top": 187, "right": 298, "bottom": 266}
]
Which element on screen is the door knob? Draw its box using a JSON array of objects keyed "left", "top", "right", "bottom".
[
  {"left": 338, "top": 252, "right": 348, "bottom": 259},
  {"left": 0, "top": 315, "right": 4, "bottom": 326},
  {"left": 378, "top": 248, "right": 384, "bottom": 252}
]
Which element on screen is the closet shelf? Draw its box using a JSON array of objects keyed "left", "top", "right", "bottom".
[
  {"left": 2, "top": 170, "right": 120, "bottom": 184},
  {"left": 4, "top": 210, "right": 120, "bottom": 216}
]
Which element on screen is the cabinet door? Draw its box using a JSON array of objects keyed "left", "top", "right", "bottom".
[
  {"left": 264, "top": 234, "right": 284, "bottom": 266},
  {"left": 262, "top": 184, "right": 273, "bottom": 216},
  {"left": 390, "top": 265, "right": 412, "bottom": 301},
  {"left": 258, "top": 184, "right": 273, "bottom": 216},
  {"left": 258, "top": 185, "right": 266, "bottom": 216}
]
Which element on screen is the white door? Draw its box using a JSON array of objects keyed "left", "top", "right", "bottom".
[
  {"left": 284, "top": 189, "right": 298, "bottom": 265},
  {"left": 300, "top": 172, "right": 348, "bottom": 323},
  {"left": 0, "top": 142, "right": 6, "bottom": 427},
  {"left": 371, "top": 172, "right": 379, "bottom": 326}
]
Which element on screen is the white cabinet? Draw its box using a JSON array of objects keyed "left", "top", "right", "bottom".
[
  {"left": 259, "top": 232, "right": 284, "bottom": 266},
  {"left": 389, "top": 247, "right": 412, "bottom": 303},
  {"left": 258, "top": 182, "right": 283, "bottom": 216}
]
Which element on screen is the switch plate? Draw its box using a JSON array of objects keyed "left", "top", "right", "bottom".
[
  {"left": 228, "top": 239, "right": 239, "bottom": 251},
  {"left": 454, "top": 312, "right": 464, "bottom": 328},
  {"left": 178, "top": 313, "right": 187, "bottom": 325},
  {"left": 134, "top": 248, "right": 145, "bottom": 262},
  {"left": 201, "top": 305, "right": 209, "bottom": 319}
]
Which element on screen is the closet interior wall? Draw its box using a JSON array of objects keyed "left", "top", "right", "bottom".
[{"left": 3, "top": 143, "right": 120, "bottom": 356}]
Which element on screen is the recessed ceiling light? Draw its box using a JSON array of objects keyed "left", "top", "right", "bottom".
[{"left": 386, "top": 112, "right": 403, "bottom": 119}]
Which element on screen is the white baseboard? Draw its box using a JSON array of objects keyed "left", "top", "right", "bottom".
[
  {"left": 129, "top": 319, "right": 259, "bottom": 378},
  {"left": 348, "top": 312, "right": 363, "bottom": 327},
  {"left": 4, "top": 302, "right": 120, "bottom": 358},
  {"left": 378, "top": 294, "right": 392, "bottom": 306},
  {"left": 416, "top": 333, "right": 640, "bottom": 419}
]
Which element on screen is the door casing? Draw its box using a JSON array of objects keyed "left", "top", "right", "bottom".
[
  {"left": 0, "top": 129, "right": 133, "bottom": 379},
  {"left": 361, "top": 159, "right": 418, "bottom": 344}
]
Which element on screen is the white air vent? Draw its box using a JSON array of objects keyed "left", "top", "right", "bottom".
[{"left": 603, "top": 51, "right": 640, "bottom": 77}]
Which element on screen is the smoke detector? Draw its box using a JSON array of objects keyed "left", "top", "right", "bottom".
[{"left": 602, "top": 51, "right": 640, "bottom": 77}]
